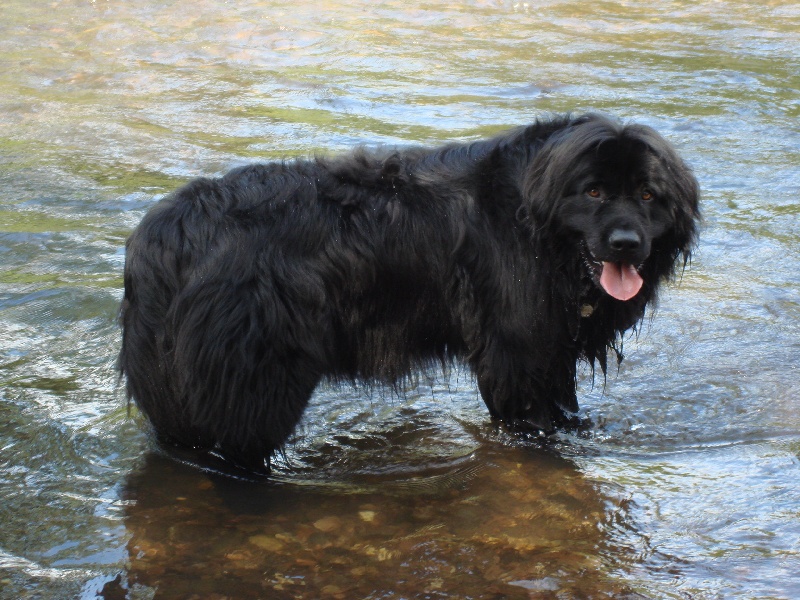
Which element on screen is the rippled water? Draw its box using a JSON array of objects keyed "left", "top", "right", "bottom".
[{"left": 1, "top": 1, "right": 799, "bottom": 598}]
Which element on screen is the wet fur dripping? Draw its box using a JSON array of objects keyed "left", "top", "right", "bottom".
[{"left": 119, "top": 113, "right": 700, "bottom": 472}]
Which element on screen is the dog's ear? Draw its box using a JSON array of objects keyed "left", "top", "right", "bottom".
[
  {"left": 667, "top": 160, "right": 701, "bottom": 267},
  {"left": 628, "top": 124, "right": 701, "bottom": 264},
  {"left": 519, "top": 114, "right": 614, "bottom": 231}
]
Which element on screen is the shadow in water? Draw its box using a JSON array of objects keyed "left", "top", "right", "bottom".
[{"left": 96, "top": 433, "right": 648, "bottom": 600}]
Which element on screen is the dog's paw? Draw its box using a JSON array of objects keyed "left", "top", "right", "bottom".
[{"left": 505, "top": 416, "right": 555, "bottom": 437}]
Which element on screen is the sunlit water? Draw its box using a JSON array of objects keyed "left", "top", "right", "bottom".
[{"left": 1, "top": 1, "right": 799, "bottom": 598}]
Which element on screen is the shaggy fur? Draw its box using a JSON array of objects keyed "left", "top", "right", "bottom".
[{"left": 119, "top": 113, "right": 700, "bottom": 472}]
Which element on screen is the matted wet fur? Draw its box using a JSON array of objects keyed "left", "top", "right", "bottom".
[{"left": 120, "top": 113, "right": 700, "bottom": 472}]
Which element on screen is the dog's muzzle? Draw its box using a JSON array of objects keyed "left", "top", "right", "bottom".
[{"left": 582, "top": 240, "right": 645, "bottom": 301}]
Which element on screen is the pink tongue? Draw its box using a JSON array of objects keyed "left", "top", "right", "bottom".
[{"left": 599, "top": 262, "right": 643, "bottom": 301}]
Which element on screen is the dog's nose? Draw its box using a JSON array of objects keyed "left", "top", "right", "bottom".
[{"left": 608, "top": 228, "right": 642, "bottom": 251}]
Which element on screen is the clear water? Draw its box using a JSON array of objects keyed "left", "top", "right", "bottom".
[{"left": 1, "top": 1, "right": 799, "bottom": 598}]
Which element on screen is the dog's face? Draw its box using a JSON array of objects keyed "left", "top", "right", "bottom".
[
  {"left": 560, "top": 138, "right": 678, "bottom": 300},
  {"left": 525, "top": 116, "right": 700, "bottom": 302}
]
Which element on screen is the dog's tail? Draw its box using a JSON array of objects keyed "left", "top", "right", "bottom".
[{"left": 119, "top": 184, "right": 206, "bottom": 454}]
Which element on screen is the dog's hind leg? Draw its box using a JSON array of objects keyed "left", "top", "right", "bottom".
[
  {"left": 212, "top": 355, "right": 322, "bottom": 472},
  {"left": 151, "top": 275, "right": 324, "bottom": 472}
]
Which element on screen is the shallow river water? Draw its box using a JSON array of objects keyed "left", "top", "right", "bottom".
[{"left": 1, "top": 1, "right": 799, "bottom": 598}]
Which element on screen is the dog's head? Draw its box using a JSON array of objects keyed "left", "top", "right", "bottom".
[{"left": 522, "top": 114, "right": 700, "bottom": 302}]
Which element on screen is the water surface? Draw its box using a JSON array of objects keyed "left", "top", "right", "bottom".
[{"left": 1, "top": 1, "right": 799, "bottom": 598}]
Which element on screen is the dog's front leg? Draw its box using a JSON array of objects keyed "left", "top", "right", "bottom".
[{"left": 474, "top": 339, "right": 577, "bottom": 434}]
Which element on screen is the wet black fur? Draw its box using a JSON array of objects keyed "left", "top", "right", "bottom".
[{"left": 119, "top": 113, "right": 700, "bottom": 472}]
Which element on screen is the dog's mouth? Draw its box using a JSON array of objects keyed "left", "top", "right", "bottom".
[{"left": 582, "top": 247, "right": 644, "bottom": 301}]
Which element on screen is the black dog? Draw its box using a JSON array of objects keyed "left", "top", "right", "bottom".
[{"left": 120, "top": 113, "right": 700, "bottom": 472}]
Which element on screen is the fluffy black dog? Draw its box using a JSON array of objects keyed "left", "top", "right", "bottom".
[{"left": 120, "top": 113, "right": 700, "bottom": 472}]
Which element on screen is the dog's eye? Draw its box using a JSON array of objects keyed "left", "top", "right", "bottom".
[
  {"left": 641, "top": 189, "right": 654, "bottom": 201},
  {"left": 586, "top": 187, "right": 602, "bottom": 199}
]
